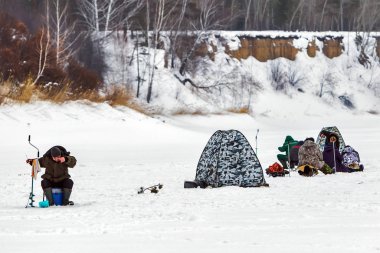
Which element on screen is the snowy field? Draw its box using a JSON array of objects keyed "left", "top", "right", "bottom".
[{"left": 1, "top": 102, "right": 380, "bottom": 253}]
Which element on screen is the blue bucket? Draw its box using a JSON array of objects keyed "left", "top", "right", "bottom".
[{"left": 52, "top": 188, "right": 63, "bottom": 206}]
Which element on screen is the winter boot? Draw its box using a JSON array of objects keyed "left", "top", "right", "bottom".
[
  {"left": 43, "top": 187, "right": 54, "bottom": 206},
  {"left": 63, "top": 188, "right": 74, "bottom": 206},
  {"left": 303, "top": 165, "right": 311, "bottom": 176},
  {"left": 279, "top": 160, "right": 288, "bottom": 170}
]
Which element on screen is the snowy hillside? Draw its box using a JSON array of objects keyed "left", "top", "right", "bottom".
[
  {"left": 104, "top": 31, "right": 380, "bottom": 117},
  {"left": 0, "top": 101, "right": 380, "bottom": 253}
]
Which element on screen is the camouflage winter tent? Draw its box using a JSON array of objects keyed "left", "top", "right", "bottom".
[
  {"left": 316, "top": 126, "right": 346, "bottom": 152},
  {"left": 194, "top": 130, "right": 267, "bottom": 188}
]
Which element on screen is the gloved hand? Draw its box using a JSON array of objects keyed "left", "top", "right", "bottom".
[{"left": 26, "top": 159, "right": 33, "bottom": 165}]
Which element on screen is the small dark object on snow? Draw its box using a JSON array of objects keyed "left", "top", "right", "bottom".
[
  {"left": 184, "top": 180, "right": 199, "bottom": 188},
  {"left": 184, "top": 180, "right": 208, "bottom": 188},
  {"left": 138, "top": 184, "right": 163, "bottom": 194}
]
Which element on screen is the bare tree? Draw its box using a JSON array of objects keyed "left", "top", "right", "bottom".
[
  {"left": 104, "top": 0, "right": 115, "bottom": 36},
  {"left": 146, "top": 0, "right": 165, "bottom": 103},
  {"left": 78, "top": 0, "right": 145, "bottom": 35},
  {"left": 355, "top": 0, "right": 380, "bottom": 32},
  {"left": 49, "top": 0, "right": 79, "bottom": 67},
  {"left": 320, "top": 0, "right": 329, "bottom": 30},
  {"left": 179, "top": 0, "right": 222, "bottom": 75},
  {"left": 163, "top": 0, "right": 188, "bottom": 68},
  {"left": 270, "top": 61, "right": 287, "bottom": 91},
  {"left": 319, "top": 71, "right": 337, "bottom": 98},
  {"left": 32, "top": 1, "right": 51, "bottom": 85},
  {"left": 134, "top": 0, "right": 188, "bottom": 101},
  {"left": 105, "top": 0, "right": 144, "bottom": 87},
  {"left": 252, "top": 0, "right": 270, "bottom": 30},
  {"left": 77, "top": 0, "right": 144, "bottom": 87},
  {"left": 339, "top": 0, "right": 344, "bottom": 30},
  {"left": 78, "top": 0, "right": 102, "bottom": 33},
  {"left": 33, "top": 27, "right": 50, "bottom": 85},
  {"left": 352, "top": 0, "right": 380, "bottom": 68},
  {"left": 288, "top": 66, "right": 305, "bottom": 87},
  {"left": 244, "top": 0, "right": 252, "bottom": 30},
  {"left": 289, "top": 0, "right": 305, "bottom": 31}
]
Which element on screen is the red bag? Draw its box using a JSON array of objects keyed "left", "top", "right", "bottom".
[
  {"left": 266, "top": 162, "right": 287, "bottom": 177},
  {"left": 268, "top": 162, "right": 284, "bottom": 173}
]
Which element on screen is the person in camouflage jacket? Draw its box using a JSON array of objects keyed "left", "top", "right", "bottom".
[
  {"left": 27, "top": 146, "right": 76, "bottom": 206},
  {"left": 298, "top": 137, "right": 333, "bottom": 174}
]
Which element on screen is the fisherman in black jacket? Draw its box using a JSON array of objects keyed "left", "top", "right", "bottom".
[{"left": 27, "top": 146, "right": 77, "bottom": 206}]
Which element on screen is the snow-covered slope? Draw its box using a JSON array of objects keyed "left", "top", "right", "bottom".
[
  {"left": 104, "top": 31, "right": 380, "bottom": 117},
  {"left": 0, "top": 102, "right": 379, "bottom": 253}
]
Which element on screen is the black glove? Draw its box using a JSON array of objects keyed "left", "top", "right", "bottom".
[{"left": 26, "top": 159, "right": 33, "bottom": 165}]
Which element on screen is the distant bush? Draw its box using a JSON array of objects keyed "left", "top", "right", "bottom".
[
  {"left": 227, "top": 106, "right": 250, "bottom": 114},
  {"left": 270, "top": 61, "right": 287, "bottom": 91},
  {"left": 0, "top": 11, "right": 105, "bottom": 104},
  {"left": 104, "top": 85, "right": 132, "bottom": 106},
  {"left": 0, "top": 77, "right": 137, "bottom": 108},
  {"left": 67, "top": 59, "right": 102, "bottom": 92}
]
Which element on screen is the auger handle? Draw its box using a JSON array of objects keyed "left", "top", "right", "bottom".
[{"left": 28, "top": 135, "right": 40, "bottom": 157}]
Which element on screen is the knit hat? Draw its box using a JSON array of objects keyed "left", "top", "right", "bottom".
[{"left": 50, "top": 147, "right": 61, "bottom": 157}]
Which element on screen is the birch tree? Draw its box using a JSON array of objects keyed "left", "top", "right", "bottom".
[
  {"left": 78, "top": 0, "right": 102, "bottom": 33},
  {"left": 289, "top": 0, "right": 305, "bottom": 31},
  {"left": 244, "top": 0, "right": 252, "bottom": 30},
  {"left": 33, "top": 27, "right": 50, "bottom": 85},
  {"left": 320, "top": 0, "right": 329, "bottom": 30},
  {"left": 252, "top": 0, "right": 270, "bottom": 30},
  {"left": 49, "top": 0, "right": 79, "bottom": 67},
  {"left": 78, "top": 0, "right": 143, "bottom": 35},
  {"left": 33, "top": 1, "right": 51, "bottom": 85}
]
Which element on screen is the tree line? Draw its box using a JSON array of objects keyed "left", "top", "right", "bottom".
[{"left": 2, "top": 0, "right": 379, "bottom": 32}]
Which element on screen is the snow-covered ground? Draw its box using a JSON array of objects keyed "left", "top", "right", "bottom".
[{"left": 1, "top": 102, "right": 379, "bottom": 253}]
